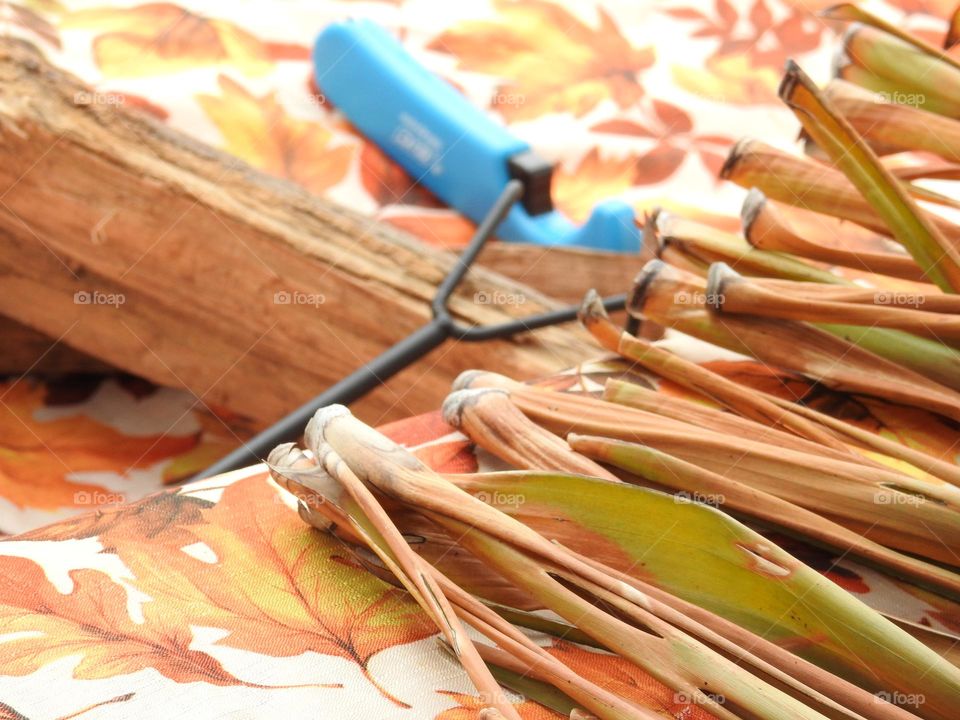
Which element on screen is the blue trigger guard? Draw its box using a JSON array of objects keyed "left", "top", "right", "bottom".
[{"left": 313, "top": 19, "right": 640, "bottom": 253}]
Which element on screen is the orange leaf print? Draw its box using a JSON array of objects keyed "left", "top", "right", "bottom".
[
  {"left": 385, "top": 211, "right": 476, "bottom": 249},
  {"left": 5, "top": 1, "right": 61, "bottom": 48},
  {"left": 546, "top": 641, "right": 717, "bottom": 719},
  {"left": 699, "top": 360, "right": 960, "bottom": 465},
  {"left": 104, "top": 476, "right": 436, "bottom": 705},
  {"left": 0, "top": 379, "right": 197, "bottom": 512},
  {"left": 198, "top": 75, "right": 354, "bottom": 196},
  {"left": 671, "top": 54, "right": 781, "bottom": 106},
  {"left": 0, "top": 556, "right": 248, "bottom": 686},
  {"left": 19, "top": 491, "right": 210, "bottom": 545},
  {"left": 358, "top": 139, "right": 444, "bottom": 208},
  {"left": 667, "top": 0, "right": 823, "bottom": 106},
  {"left": 0, "top": 693, "right": 133, "bottom": 720},
  {"left": 435, "top": 690, "right": 559, "bottom": 719},
  {"left": 64, "top": 3, "right": 279, "bottom": 77},
  {"left": 553, "top": 148, "right": 637, "bottom": 223},
  {"left": 161, "top": 406, "right": 256, "bottom": 484},
  {"left": 429, "top": 1, "right": 653, "bottom": 120}
]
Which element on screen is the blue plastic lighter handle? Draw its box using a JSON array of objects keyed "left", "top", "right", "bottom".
[{"left": 313, "top": 20, "right": 639, "bottom": 252}]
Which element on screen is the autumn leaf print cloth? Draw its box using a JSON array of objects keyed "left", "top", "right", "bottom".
[{"left": 3, "top": 1, "right": 960, "bottom": 717}]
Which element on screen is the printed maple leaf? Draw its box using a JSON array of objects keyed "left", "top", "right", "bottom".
[
  {"left": 105, "top": 476, "right": 437, "bottom": 706},
  {"left": 700, "top": 361, "right": 960, "bottom": 466},
  {"left": 1, "top": 1, "right": 61, "bottom": 48},
  {"left": 434, "top": 690, "right": 559, "bottom": 719},
  {"left": 0, "top": 380, "right": 197, "bottom": 511},
  {"left": 198, "top": 75, "right": 354, "bottom": 197},
  {"left": 62, "top": 3, "right": 306, "bottom": 77},
  {"left": 0, "top": 555, "right": 249, "bottom": 686},
  {"left": 161, "top": 407, "right": 255, "bottom": 484},
  {"left": 592, "top": 102, "right": 733, "bottom": 186},
  {"left": 0, "top": 694, "right": 133, "bottom": 720},
  {"left": 385, "top": 212, "right": 476, "bottom": 249},
  {"left": 667, "top": 0, "right": 823, "bottom": 105},
  {"left": 428, "top": 0, "right": 654, "bottom": 120},
  {"left": 545, "top": 641, "right": 718, "bottom": 719},
  {"left": 357, "top": 139, "right": 444, "bottom": 208},
  {"left": 19, "top": 491, "right": 211, "bottom": 545},
  {"left": 552, "top": 148, "right": 638, "bottom": 223}
]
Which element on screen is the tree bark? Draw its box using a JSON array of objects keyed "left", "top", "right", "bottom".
[{"left": 0, "top": 39, "right": 605, "bottom": 425}]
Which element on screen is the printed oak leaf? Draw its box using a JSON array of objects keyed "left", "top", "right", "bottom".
[
  {"left": 2, "top": 1, "right": 62, "bottom": 48},
  {"left": 667, "top": 0, "right": 823, "bottom": 106},
  {"left": 385, "top": 212, "right": 476, "bottom": 249},
  {"left": 545, "top": 641, "right": 718, "bottom": 719},
  {"left": 671, "top": 54, "right": 781, "bottom": 106},
  {"left": 0, "top": 694, "right": 134, "bottom": 720},
  {"left": 358, "top": 139, "right": 445, "bottom": 209},
  {"left": 699, "top": 360, "right": 960, "bottom": 465},
  {"left": 428, "top": 0, "right": 654, "bottom": 120},
  {"left": 62, "top": 3, "right": 305, "bottom": 77},
  {"left": 435, "top": 690, "right": 558, "bottom": 719},
  {"left": 0, "top": 555, "right": 247, "bottom": 686},
  {"left": 552, "top": 148, "right": 638, "bottom": 223},
  {"left": 161, "top": 406, "right": 256, "bottom": 484},
  {"left": 198, "top": 75, "right": 354, "bottom": 196},
  {"left": 104, "top": 476, "right": 436, "bottom": 706},
  {"left": 0, "top": 380, "right": 197, "bottom": 511},
  {"left": 19, "top": 491, "right": 211, "bottom": 545}
]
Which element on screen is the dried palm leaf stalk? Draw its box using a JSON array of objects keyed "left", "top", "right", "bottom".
[
  {"left": 822, "top": 80, "right": 960, "bottom": 163},
  {"left": 455, "top": 371, "right": 960, "bottom": 565},
  {"left": 721, "top": 138, "right": 889, "bottom": 233},
  {"left": 579, "top": 289, "right": 852, "bottom": 451},
  {"left": 741, "top": 188, "right": 927, "bottom": 282},
  {"left": 651, "top": 201, "right": 960, "bottom": 390},
  {"left": 838, "top": 22, "right": 960, "bottom": 118},
  {"left": 755, "top": 390, "right": 960, "bottom": 487},
  {"left": 741, "top": 279, "right": 960, "bottom": 313},
  {"left": 833, "top": 58, "right": 957, "bottom": 117},
  {"left": 778, "top": 61, "right": 960, "bottom": 292},
  {"left": 440, "top": 386, "right": 619, "bottom": 481},
  {"left": 630, "top": 260, "right": 960, "bottom": 420},
  {"left": 653, "top": 211, "right": 845, "bottom": 284},
  {"left": 948, "top": 5, "right": 960, "bottom": 50},
  {"left": 566, "top": 431, "right": 960, "bottom": 599},
  {"left": 723, "top": 139, "right": 960, "bottom": 249},
  {"left": 824, "top": 3, "right": 960, "bottom": 75},
  {"left": 269, "top": 403, "right": 960, "bottom": 719},
  {"left": 710, "top": 262, "right": 960, "bottom": 342},
  {"left": 262, "top": 10, "right": 960, "bottom": 719}
]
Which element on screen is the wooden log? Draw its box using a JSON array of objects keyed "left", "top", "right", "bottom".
[
  {"left": 0, "top": 315, "right": 110, "bottom": 376},
  {"left": 476, "top": 244, "right": 645, "bottom": 305},
  {"left": 0, "top": 39, "right": 604, "bottom": 425}
]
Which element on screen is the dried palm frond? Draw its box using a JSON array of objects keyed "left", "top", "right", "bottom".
[{"left": 263, "top": 9, "right": 960, "bottom": 719}]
